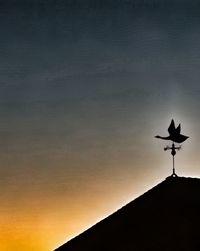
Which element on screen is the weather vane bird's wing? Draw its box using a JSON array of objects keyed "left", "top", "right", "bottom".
[
  {"left": 176, "top": 124, "right": 181, "bottom": 134},
  {"left": 168, "top": 119, "right": 176, "bottom": 134}
]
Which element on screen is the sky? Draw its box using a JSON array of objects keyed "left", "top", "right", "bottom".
[{"left": 1, "top": 0, "right": 200, "bottom": 250}]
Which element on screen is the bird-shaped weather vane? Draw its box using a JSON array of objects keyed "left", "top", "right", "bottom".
[{"left": 155, "top": 119, "right": 189, "bottom": 177}]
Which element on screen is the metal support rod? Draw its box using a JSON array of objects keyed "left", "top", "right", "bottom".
[{"left": 173, "top": 155, "right": 175, "bottom": 176}]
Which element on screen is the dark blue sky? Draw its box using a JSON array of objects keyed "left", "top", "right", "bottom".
[{"left": 0, "top": 1, "right": 200, "bottom": 250}]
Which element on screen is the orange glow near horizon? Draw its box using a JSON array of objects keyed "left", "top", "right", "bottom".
[
  {"left": 1, "top": 153, "right": 198, "bottom": 251},
  {"left": 0, "top": 158, "right": 169, "bottom": 251}
]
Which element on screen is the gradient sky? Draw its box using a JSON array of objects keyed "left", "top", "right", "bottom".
[{"left": 1, "top": 1, "right": 200, "bottom": 250}]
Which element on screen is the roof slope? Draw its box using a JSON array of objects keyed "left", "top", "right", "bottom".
[{"left": 55, "top": 176, "right": 200, "bottom": 251}]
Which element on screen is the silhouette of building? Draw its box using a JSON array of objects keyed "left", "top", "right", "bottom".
[{"left": 54, "top": 176, "right": 200, "bottom": 251}]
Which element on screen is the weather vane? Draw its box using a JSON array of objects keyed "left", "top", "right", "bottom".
[{"left": 155, "top": 119, "right": 189, "bottom": 177}]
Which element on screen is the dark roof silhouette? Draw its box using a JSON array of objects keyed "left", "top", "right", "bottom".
[{"left": 54, "top": 176, "right": 200, "bottom": 251}]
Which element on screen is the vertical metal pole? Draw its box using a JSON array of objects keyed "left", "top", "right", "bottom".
[{"left": 171, "top": 142, "right": 176, "bottom": 177}]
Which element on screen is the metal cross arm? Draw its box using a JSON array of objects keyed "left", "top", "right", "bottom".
[{"left": 164, "top": 144, "right": 181, "bottom": 156}]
